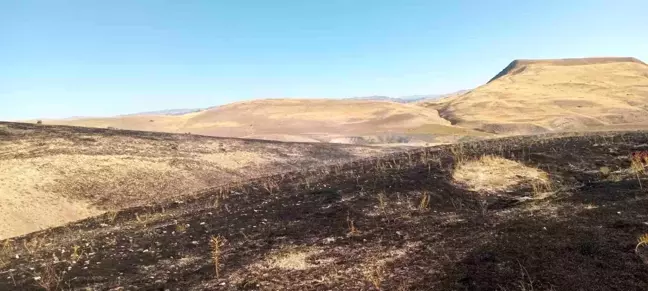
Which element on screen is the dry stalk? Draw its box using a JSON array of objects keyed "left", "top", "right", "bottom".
[
  {"left": 364, "top": 263, "right": 385, "bottom": 290},
  {"left": 34, "top": 262, "right": 64, "bottom": 291},
  {"left": 419, "top": 192, "right": 430, "bottom": 210},
  {"left": 210, "top": 235, "right": 225, "bottom": 278},
  {"left": 346, "top": 211, "right": 358, "bottom": 234}
]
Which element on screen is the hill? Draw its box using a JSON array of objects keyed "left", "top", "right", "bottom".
[
  {"left": 121, "top": 108, "right": 205, "bottom": 116},
  {"left": 2, "top": 130, "right": 648, "bottom": 290},
  {"left": 421, "top": 57, "right": 648, "bottom": 134},
  {"left": 0, "top": 122, "right": 389, "bottom": 239},
  {"left": 42, "top": 99, "right": 488, "bottom": 144}
]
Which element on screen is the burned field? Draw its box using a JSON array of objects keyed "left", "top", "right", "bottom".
[{"left": 2, "top": 131, "right": 648, "bottom": 290}]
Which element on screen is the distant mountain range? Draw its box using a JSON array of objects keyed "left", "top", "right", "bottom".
[
  {"left": 348, "top": 91, "right": 469, "bottom": 103},
  {"left": 121, "top": 108, "right": 205, "bottom": 116},
  {"left": 124, "top": 90, "right": 469, "bottom": 116}
]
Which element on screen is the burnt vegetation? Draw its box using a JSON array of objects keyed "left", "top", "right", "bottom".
[{"left": 2, "top": 130, "right": 648, "bottom": 290}]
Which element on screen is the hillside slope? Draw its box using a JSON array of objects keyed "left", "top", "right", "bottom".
[
  {"left": 422, "top": 57, "right": 648, "bottom": 134},
  {"left": 3, "top": 130, "right": 648, "bottom": 290},
  {"left": 0, "top": 122, "right": 387, "bottom": 239},
  {"left": 42, "top": 99, "right": 486, "bottom": 144}
]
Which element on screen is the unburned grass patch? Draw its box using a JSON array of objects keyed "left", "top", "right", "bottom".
[
  {"left": 452, "top": 155, "right": 551, "bottom": 196},
  {"left": 261, "top": 246, "right": 325, "bottom": 271}
]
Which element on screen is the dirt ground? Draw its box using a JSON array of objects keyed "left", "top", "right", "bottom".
[{"left": 2, "top": 130, "right": 648, "bottom": 290}]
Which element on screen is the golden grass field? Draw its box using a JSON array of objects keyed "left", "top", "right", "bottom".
[
  {"left": 0, "top": 122, "right": 389, "bottom": 239},
  {"left": 40, "top": 99, "right": 482, "bottom": 144},
  {"left": 422, "top": 57, "right": 648, "bottom": 134}
]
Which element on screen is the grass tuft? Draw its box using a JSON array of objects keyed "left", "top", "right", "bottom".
[{"left": 635, "top": 233, "right": 648, "bottom": 252}]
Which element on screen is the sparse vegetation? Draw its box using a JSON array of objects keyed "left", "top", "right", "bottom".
[
  {"left": 636, "top": 233, "right": 648, "bottom": 250},
  {"left": 70, "top": 245, "right": 83, "bottom": 262},
  {"left": 418, "top": 191, "right": 430, "bottom": 210},
  {"left": 34, "top": 262, "right": 64, "bottom": 291},
  {"left": 0, "top": 240, "right": 13, "bottom": 268},
  {"left": 630, "top": 151, "right": 648, "bottom": 189},
  {"left": 346, "top": 211, "right": 358, "bottom": 235},
  {"left": 210, "top": 235, "right": 225, "bottom": 278},
  {"left": 2, "top": 129, "right": 648, "bottom": 290},
  {"left": 0, "top": 121, "right": 385, "bottom": 239},
  {"left": 363, "top": 263, "right": 385, "bottom": 291}
]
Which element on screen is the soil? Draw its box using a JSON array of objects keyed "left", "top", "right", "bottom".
[{"left": 2, "top": 131, "right": 648, "bottom": 290}]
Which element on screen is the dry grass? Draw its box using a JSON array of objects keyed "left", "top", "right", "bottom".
[
  {"left": 363, "top": 263, "right": 385, "bottom": 290},
  {"left": 209, "top": 235, "right": 225, "bottom": 278},
  {"left": 0, "top": 122, "right": 386, "bottom": 239},
  {"left": 34, "top": 262, "right": 64, "bottom": 291},
  {"left": 636, "top": 233, "right": 648, "bottom": 265},
  {"left": 418, "top": 191, "right": 430, "bottom": 210},
  {"left": 452, "top": 155, "right": 551, "bottom": 194},
  {"left": 422, "top": 58, "right": 648, "bottom": 134},
  {"left": 630, "top": 154, "right": 647, "bottom": 189},
  {"left": 40, "top": 99, "right": 465, "bottom": 143},
  {"left": 0, "top": 240, "right": 13, "bottom": 268},
  {"left": 264, "top": 247, "right": 322, "bottom": 270}
]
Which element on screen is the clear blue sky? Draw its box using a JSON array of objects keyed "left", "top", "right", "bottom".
[{"left": 2, "top": 0, "right": 647, "bottom": 120}]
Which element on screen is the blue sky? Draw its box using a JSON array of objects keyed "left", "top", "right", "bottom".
[{"left": 1, "top": 0, "right": 647, "bottom": 120}]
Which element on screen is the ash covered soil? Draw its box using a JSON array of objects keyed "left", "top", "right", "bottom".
[{"left": 2, "top": 131, "right": 648, "bottom": 290}]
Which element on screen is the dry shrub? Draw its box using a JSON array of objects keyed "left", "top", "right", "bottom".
[
  {"left": 34, "top": 262, "right": 64, "bottom": 291},
  {"left": 0, "top": 240, "right": 13, "bottom": 268},
  {"left": 453, "top": 155, "right": 551, "bottom": 195},
  {"left": 364, "top": 263, "right": 385, "bottom": 290}
]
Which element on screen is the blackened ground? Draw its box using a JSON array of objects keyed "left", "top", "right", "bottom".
[{"left": 2, "top": 131, "right": 648, "bottom": 290}]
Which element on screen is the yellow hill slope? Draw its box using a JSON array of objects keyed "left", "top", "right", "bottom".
[
  {"left": 0, "top": 122, "right": 387, "bottom": 239},
  {"left": 45, "top": 99, "right": 484, "bottom": 143},
  {"left": 423, "top": 57, "right": 648, "bottom": 134}
]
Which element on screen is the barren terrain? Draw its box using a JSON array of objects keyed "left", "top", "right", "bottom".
[
  {"left": 2, "top": 130, "right": 648, "bottom": 290},
  {"left": 0, "top": 122, "right": 389, "bottom": 239},
  {"left": 40, "top": 99, "right": 489, "bottom": 144},
  {"left": 422, "top": 57, "right": 648, "bottom": 134}
]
